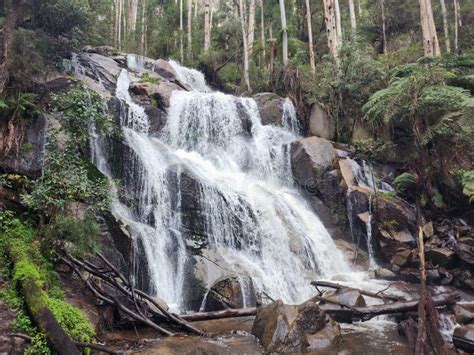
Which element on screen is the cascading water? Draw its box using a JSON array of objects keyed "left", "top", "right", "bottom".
[
  {"left": 89, "top": 59, "right": 350, "bottom": 312},
  {"left": 168, "top": 60, "right": 210, "bottom": 92}
]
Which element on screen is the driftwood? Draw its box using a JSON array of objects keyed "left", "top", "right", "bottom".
[
  {"left": 180, "top": 290, "right": 459, "bottom": 323},
  {"left": 181, "top": 307, "right": 258, "bottom": 322},
  {"left": 61, "top": 253, "right": 204, "bottom": 336},
  {"left": 324, "top": 290, "right": 460, "bottom": 323},
  {"left": 310, "top": 280, "right": 405, "bottom": 302}
]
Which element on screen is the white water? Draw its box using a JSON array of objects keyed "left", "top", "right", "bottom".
[
  {"left": 70, "top": 53, "right": 351, "bottom": 312},
  {"left": 168, "top": 60, "right": 210, "bottom": 92}
]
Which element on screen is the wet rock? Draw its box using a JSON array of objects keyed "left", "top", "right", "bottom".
[
  {"left": 253, "top": 92, "right": 286, "bottom": 127},
  {"left": 290, "top": 137, "right": 337, "bottom": 196},
  {"left": 0, "top": 113, "right": 47, "bottom": 179},
  {"left": 374, "top": 268, "right": 397, "bottom": 280},
  {"left": 322, "top": 289, "right": 367, "bottom": 307},
  {"left": 453, "top": 324, "right": 474, "bottom": 353},
  {"left": 203, "top": 276, "right": 256, "bottom": 312},
  {"left": 252, "top": 300, "right": 341, "bottom": 353},
  {"left": 308, "top": 101, "right": 335, "bottom": 140},
  {"left": 153, "top": 59, "right": 178, "bottom": 81},
  {"left": 390, "top": 249, "right": 414, "bottom": 267},
  {"left": 453, "top": 303, "right": 474, "bottom": 324},
  {"left": 130, "top": 81, "right": 182, "bottom": 107},
  {"left": 426, "top": 247, "right": 455, "bottom": 267},
  {"left": 456, "top": 236, "right": 474, "bottom": 266},
  {"left": 334, "top": 239, "right": 369, "bottom": 271}
]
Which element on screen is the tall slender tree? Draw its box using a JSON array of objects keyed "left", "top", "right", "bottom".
[
  {"left": 348, "top": 0, "right": 357, "bottom": 32},
  {"left": 279, "top": 0, "right": 289, "bottom": 65},
  {"left": 305, "top": 0, "right": 316, "bottom": 74},
  {"left": 248, "top": 0, "right": 256, "bottom": 57},
  {"left": 204, "top": 0, "right": 211, "bottom": 52},
  {"left": 419, "top": 0, "right": 441, "bottom": 56},
  {"left": 439, "top": 0, "right": 451, "bottom": 53},
  {"left": 453, "top": 0, "right": 459, "bottom": 53},
  {"left": 187, "top": 0, "right": 193, "bottom": 59},
  {"left": 381, "top": 0, "right": 387, "bottom": 54},
  {"left": 238, "top": 0, "right": 251, "bottom": 91},
  {"left": 259, "top": 0, "right": 266, "bottom": 68},
  {"left": 323, "top": 0, "right": 341, "bottom": 60}
]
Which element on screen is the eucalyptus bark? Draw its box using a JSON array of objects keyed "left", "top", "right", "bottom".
[
  {"left": 187, "top": 0, "right": 193, "bottom": 59},
  {"left": 439, "top": 0, "right": 451, "bottom": 53},
  {"left": 453, "top": 0, "right": 459, "bottom": 53},
  {"left": 381, "top": 0, "right": 387, "bottom": 54},
  {"left": 180, "top": 0, "right": 184, "bottom": 62},
  {"left": 279, "top": 0, "right": 289, "bottom": 65},
  {"left": 204, "top": 0, "right": 211, "bottom": 51},
  {"left": 334, "top": 0, "right": 343, "bottom": 47},
  {"left": 248, "top": 0, "right": 256, "bottom": 57},
  {"left": 140, "top": 0, "right": 147, "bottom": 54},
  {"left": 259, "top": 0, "right": 266, "bottom": 68},
  {"left": 239, "top": 0, "right": 251, "bottom": 91},
  {"left": 419, "top": 0, "right": 441, "bottom": 56},
  {"left": 349, "top": 0, "right": 357, "bottom": 32},
  {"left": 305, "top": 0, "right": 316, "bottom": 74},
  {"left": 323, "top": 0, "right": 341, "bottom": 60}
]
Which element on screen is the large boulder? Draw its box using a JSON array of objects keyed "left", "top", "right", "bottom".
[
  {"left": 130, "top": 81, "right": 183, "bottom": 107},
  {"left": 453, "top": 324, "right": 474, "bottom": 353},
  {"left": 253, "top": 92, "right": 287, "bottom": 127},
  {"left": 456, "top": 236, "right": 474, "bottom": 266},
  {"left": 290, "top": 137, "right": 338, "bottom": 197},
  {"left": 308, "top": 101, "right": 335, "bottom": 140},
  {"left": 252, "top": 300, "right": 341, "bottom": 353},
  {"left": 202, "top": 276, "right": 256, "bottom": 311},
  {"left": 453, "top": 303, "right": 474, "bottom": 324}
]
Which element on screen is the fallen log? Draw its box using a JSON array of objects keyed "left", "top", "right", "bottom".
[
  {"left": 7, "top": 247, "right": 80, "bottom": 355},
  {"left": 180, "top": 291, "right": 459, "bottom": 323},
  {"left": 180, "top": 307, "right": 258, "bottom": 322},
  {"left": 324, "top": 290, "right": 460, "bottom": 323},
  {"left": 63, "top": 253, "right": 204, "bottom": 336},
  {"left": 311, "top": 280, "right": 404, "bottom": 302}
]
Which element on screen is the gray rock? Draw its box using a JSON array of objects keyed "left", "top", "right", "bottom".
[
  {"left": 252, "top": 300, "right": 341, "bottom": 353},
  {"left": 426, "top": 247, "right": 455, "bottom": 267},
  {"left": 309, "top": 101, "right": 335, "bottom": 140},
  {"left": 253, "top": 92, "right": 286, "bottom": 127},
  {"left": 130, "top": 81, "right": 183, "bottom": 107},
  {"left": 453, "top": 324, "right": 474, "bottom": 353},
  {"left": 374, "top": 268, "right": 397, "bottom": 280},
  {"left": 290, "top": 137, "right": 337, "bottom": 196},
  {"left": 203, "top": 276, "right": 256, "bottom": 312},
  {"left": 453, "top": 303, "right": 474, "bottom": 324}
]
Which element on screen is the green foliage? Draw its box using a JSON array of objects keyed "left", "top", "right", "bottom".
[
  {"left": 52, "top": 85, "right": 116, "bottom": 150},
  {"left": 43, "top": 213, "right": 101, "bottom": 257},
  {"left": 22, "top": 147, "right": 109, "bottom": 217},
  {"left": 47, "top": 297, "right": 95, "bottom": 343},
  {"left": 393, "top": 172, "right": 417, "bottom": 195},
  {"left": 0, "top": 92, "right": 38, "bottom": 121},
  {"left": 139, "top": 72, "right": 161, "bottom": 84},
  {"left": 461, "top": 170, "right": 474, "bottom": 203}
]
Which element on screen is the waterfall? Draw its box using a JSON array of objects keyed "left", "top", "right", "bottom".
[
  {"left": 92, "top": 64, "right": 350, "bottom": 312},
  {"left": 168, "top": 60, "right": 210, "bottom": 92},
  {"left": 366, "top": 194, "right": 377, "bottom": 269}
]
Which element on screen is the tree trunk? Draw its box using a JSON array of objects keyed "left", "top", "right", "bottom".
[
  {"left": 439, "top": 0, "right": 451, "bottom": 53},
  {"left": 248, "top": 0, "right": 256, "bottom": 57},
  {"left": 7, "top": 246, "right": 80, "bottom": 355},
  {"left": 259, "top": 0, "right": 266, "bottom": 68},
  {"left": 0, "top": 0, "right": 21, "bottom": 94},
  {"left": 334, "top": 0, "right": 343, "bottom": 47},
  {"left": 415, "top": 197, "right": 428, "bottom": 353},
  {"left": 381, "top": 0, "right": 387, "bottom": 54},
  {"left": 187, "top": 0, "right": 193, "bottom": 59},
  {"left": 323, "top": 0, "right": 340, "bottom": 61},
  {"left": 180, "top": 0, "right": 184, "bottom": 62},
  {"left": 419, "top": 0, "right": 441, "bottom": 56},
  {"left": 194, "top": 0, "right": 198, "bottom": 17},
  {"left": 453, "top": 0, "right": 459, "bottom": 53},
  {"left": 239, "top": 0, "right": 251, "bottom": 92},
  {"left": 349, "top": 0, "right": 357, "bottom": 32},
  {"left": 140, "top": 0, "right": 147, "bottom": 54},
  {"left": 269, "top": 18, "right": 275, "bottom": 77},
  {"left": 305, "top": 0, "right": 316, "bottom": 74},
  {"left": 204, "top": 0, "right": 211, "bottom": 51},
  {"left": 279, "top": 0, "right": 289, "bottom": 66}
]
